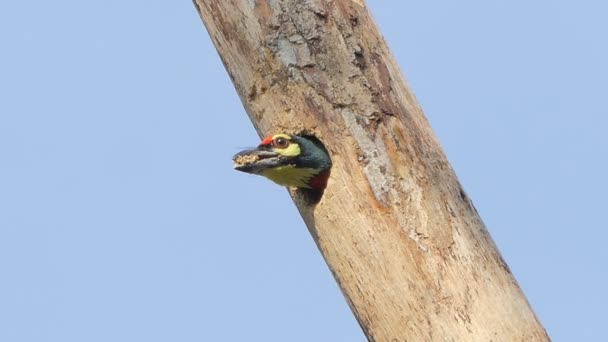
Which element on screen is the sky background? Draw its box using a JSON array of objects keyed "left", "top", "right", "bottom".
[{"left": 1, "top": 0, "right": 606, "bottom": 341}]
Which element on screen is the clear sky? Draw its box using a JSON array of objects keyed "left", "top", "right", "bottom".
[{"left": 1, "top": 1, "right": 606, "bottom": 341}]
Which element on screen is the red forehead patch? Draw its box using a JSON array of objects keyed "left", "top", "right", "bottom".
[{"left": 259, "top": 136, "right": 273, "bottom": 146}]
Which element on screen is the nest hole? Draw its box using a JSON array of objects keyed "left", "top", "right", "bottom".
[{"left": 297, "top": 133, "right": 332, "bottom": 205}]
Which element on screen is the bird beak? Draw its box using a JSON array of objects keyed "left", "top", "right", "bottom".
[{"left": 232, "top": 148, "right": 282, "bottom": 175}]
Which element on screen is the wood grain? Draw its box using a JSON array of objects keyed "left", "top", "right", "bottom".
[{"left": 194, "top": 0, "right": 550, "bottom": 340}]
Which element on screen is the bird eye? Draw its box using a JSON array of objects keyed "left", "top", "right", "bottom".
[{"left": 274, "top": 137, "right": 289, "bottom": 148}]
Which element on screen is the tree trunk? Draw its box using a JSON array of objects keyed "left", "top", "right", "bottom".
[{"left": 193, "top": 1, "right": 550, "bottom": 340}]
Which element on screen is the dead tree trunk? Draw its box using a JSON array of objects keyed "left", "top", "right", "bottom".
[{"left": 193, "top": 1, "right": 549, "bottom": 340}]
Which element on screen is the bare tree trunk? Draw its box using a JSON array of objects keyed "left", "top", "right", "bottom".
[{"left": 193, "top": 1, "right": 549, "bottom": 340}]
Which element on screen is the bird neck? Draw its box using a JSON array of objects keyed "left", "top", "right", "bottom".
[{"left": 308, "top": 169, "right": 331, "bottom": 190}]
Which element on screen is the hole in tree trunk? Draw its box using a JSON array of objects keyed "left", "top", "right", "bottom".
[{"left": 296, "top": 134, "right": 332, "bottom": 205}]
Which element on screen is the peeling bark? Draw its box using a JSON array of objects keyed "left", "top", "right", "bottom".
[{"left": 194, "top": 1, "right": 550, "bottom": 341}]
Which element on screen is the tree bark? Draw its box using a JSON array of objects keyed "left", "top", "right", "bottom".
[{"left": 194, "top": 1, "right": 550, "bottom": 341}]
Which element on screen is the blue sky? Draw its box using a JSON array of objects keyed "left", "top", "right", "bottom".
[{"left": 1, "top": 1, "right": 606, "bottom": 341}]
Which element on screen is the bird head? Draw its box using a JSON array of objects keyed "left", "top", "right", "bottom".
[{"left": 233, "top": 133, "right": 332, "bottom": 191}]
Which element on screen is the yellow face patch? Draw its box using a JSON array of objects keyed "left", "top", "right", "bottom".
[
  {"left": 269, "top": 134, "right": 301, "bottom": 157},
  {"left": 271, "top": 133, "right": 291, "bottom": 141},
  {"left": 274, "top": 143, "right": 300, "bottom": 157}
]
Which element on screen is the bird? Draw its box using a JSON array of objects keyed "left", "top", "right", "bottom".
[{"left": 232, "top": 133, "right": 332, "bottom": 194}]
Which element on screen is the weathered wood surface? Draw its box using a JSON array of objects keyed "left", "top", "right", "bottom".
[{"left": 194, "top": 1, "right": 549, "bottom": 341}]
